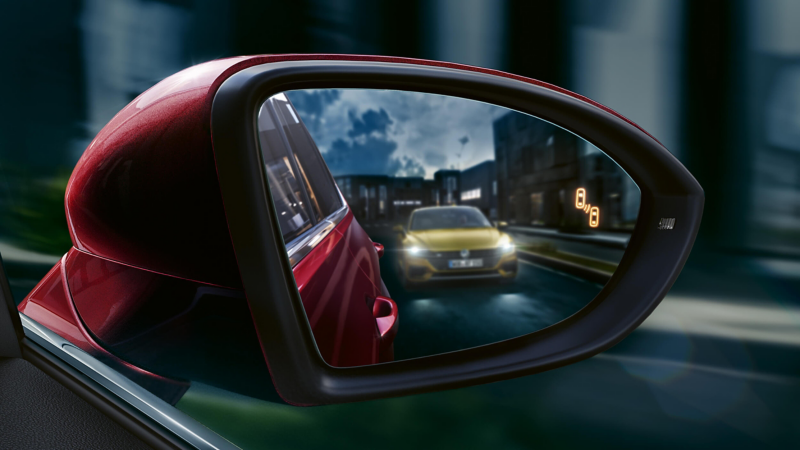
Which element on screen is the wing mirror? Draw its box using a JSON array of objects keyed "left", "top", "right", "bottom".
[
  {"left": 18, "top": 56, "right": 702, "bottom": 409},
  {"left": 212, "top": 58, "right": 703, "bottom": 405}
]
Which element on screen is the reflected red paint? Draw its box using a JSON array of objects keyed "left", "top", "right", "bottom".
[
  {"left": 373, "top": 296, "right": 398, "bottom": 362},
  {"left": 373, "top": 242, "right": 385, "bottom": 259},
  {"left": 293, "top": 211, "right": 388, "bottom": 366},
  {"left": 340, "top": 217, "right": 385, "bottom": 295}
]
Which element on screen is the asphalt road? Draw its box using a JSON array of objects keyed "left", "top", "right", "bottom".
[{"left": 367, "top": 229, "right": 604, "bottom": 361}]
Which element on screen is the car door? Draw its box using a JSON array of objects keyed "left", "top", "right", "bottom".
[{"left": 261, "top": 94, "right": 393, "bottom": 367}]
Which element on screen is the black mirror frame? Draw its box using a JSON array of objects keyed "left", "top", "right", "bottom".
[{"left": 210, "top": 59, "right": 704, "bottom": 406}]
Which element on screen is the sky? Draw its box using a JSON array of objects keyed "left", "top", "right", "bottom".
[{"left": 285, "top": 89, "right": 511, "bottom": 179}]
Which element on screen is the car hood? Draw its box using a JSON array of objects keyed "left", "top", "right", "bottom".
[{"left": 407, "top": 228, "right": 504, "bottom": 251}]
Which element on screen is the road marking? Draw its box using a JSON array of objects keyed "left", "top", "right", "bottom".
[
  {"left": 558, "top": 249, "right": 619, "bottom": 265},
  {"left": 519, "top": 259, "right": 590, "bottom": 283},
  {"left": 519, "top": 259, "right": 556, "bottom": 273}
]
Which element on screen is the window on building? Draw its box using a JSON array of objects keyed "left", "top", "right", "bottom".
[
  {"left": 379, "top": 185, "right": 387, "bottom": 214},
  {"left": 461, "top": 188, "right": 481, "bottom": 201},
  {"left": 530, "top": 192, "right": 544, "bottom": 226}
]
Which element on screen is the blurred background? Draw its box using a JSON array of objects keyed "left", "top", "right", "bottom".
[{"left": 2, "top": 0, "right": 799, "bottom": 448}]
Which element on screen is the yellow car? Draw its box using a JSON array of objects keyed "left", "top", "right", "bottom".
[{"left": 395, "top": 206, "right": 518, "bottom": 285}]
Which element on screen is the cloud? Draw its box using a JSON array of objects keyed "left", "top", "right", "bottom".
[
  {"left": 325, "top": 135, "right": 398, "bottom": 176},
  {"left": 289, "top": 89, "right": 502, "bottom": 178},
  {"left": 321, "top": 108, "right": 425, "bottom": 178},
  {"left": 393, "top": 156, "right": 426, "bottom": 178},
  {"left": 347, "top": 108, "right": 392, "bottom": 139},
  {"left": 285, "top": 90, "right": 341, "bottom": 133},
  {"left": 286, "top": 89, "right": 341, "bottom": 116},
  {"left": 423, "top": 150, "right": 447, "bottom": 167}
]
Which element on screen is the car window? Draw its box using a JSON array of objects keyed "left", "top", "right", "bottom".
[
  {"left": 257, "top": 98, "right": 317, "bottom": 243},
  {"left": 410, "top": 207, "right": 492, "bottom": 231},
  {"left": 271, "top": 95, "right": 344, "bottom": 218}
]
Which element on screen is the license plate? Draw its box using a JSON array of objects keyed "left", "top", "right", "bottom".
[{"left": 448, "top": 258, "right": 483, "bottom": 269}]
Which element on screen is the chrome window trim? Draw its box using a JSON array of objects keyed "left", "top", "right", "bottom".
[
  {"left": 20, "top": 314, "right": 239, "bottom": 450},
  {"left": 285, "top": 190, "right": 348, "bottom": 267}
]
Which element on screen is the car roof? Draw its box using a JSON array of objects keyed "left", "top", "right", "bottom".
[{"left": 411, "top": 205, "right": 481, "bottom": 213}]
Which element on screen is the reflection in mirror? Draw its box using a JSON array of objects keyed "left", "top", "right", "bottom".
[{"left": 257, "top": 89, "right": 640, "bottom": 367}]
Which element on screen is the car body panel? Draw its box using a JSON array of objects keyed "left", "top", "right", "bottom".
[
  {"left": 293, "top": 210, "right": 385, "bottom": 367},
  {"left": 405, "top": 228, "right": 508, "bottom": 251},
  {"left": 64, "top": 58, "right": 248, "bottom": 289},
  {"left": 17, "top": 255, "right": 192, "bottom": 403},
  {"left": 18, "top": 260, "right": 93, "bottom": 352}
]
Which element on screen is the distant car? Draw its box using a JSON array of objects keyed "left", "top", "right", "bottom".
[{"left": 396, "top": 206, "right": 518, "bottom": 285}]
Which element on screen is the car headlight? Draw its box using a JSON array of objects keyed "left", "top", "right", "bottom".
[
  {"left": 408, "top": 246, "right": 424, "bottom": 256},
  {"left": 501, "top": 242, "right": 515, "bottom": 254}
]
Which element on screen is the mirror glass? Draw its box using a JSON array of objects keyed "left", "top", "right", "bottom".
[{"left": 257, "top": 89, "right": 640, "bottom": 367}]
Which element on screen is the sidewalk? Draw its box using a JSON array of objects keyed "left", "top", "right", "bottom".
[
  {"left": 517, "top": 250, "right": 612, "bottom": 284},
  {"left": 504, "top": 225, "right": 630, "bottom": 249}
]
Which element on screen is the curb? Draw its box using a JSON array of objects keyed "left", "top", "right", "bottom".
[
  {"left": 505, "top": 227, "right": 629, "bottom": 249},
  {"left": 517, "top": 250, "right": 612, "bottom": 284}
]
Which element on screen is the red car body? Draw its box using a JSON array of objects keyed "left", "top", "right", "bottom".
[{"left": 17, "top": 56, "right": 398, "bottom": 403}]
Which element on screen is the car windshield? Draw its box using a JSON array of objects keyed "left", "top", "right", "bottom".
[{"left": 409, "top": 207, "right": 492, "bottom": 231}]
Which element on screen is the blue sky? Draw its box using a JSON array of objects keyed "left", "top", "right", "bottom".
[{"left": 286, "top": 89, "right": 510, "bottom": 178}]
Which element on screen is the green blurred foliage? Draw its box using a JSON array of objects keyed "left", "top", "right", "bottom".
[
  {"left": 0, "top": 162, "right": 73, "bottom": 255},
  {"left": 176, "top": 380, "right": 560, "bottom": 450}
]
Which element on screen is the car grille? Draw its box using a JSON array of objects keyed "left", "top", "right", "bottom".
[{"left": 424, "top": 248, "right": 506, "bottom": 271}]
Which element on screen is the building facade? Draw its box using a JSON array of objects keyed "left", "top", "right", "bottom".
[
  {"left": 493, "top": 111, "right": 638, "bottom": 231},
  {"left": 458, "top": 160, "right": 498, "bottom": 219},
  {"left": 335, "top": 162, "right": 499, "bottom": 224}
]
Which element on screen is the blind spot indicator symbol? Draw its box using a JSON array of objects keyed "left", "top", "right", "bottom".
[
  {"left": 658, "top": 218, "right": 675, "bottom": 230},
  {"left": 575, "top": 188, "right": 600, "bottom": 227},
  {"left": 575, "top": 188, "right": 586, "bottom": 208}
]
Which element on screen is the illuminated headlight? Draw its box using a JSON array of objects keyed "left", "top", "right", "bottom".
[
  {"left": 501, "top": 242, "right": 515, "bottom": 254},
  {"left": 408, "top": 246, "right": 424, "bottom": 256}
]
